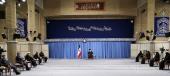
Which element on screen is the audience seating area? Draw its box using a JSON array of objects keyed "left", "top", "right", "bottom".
[
  {"left": 135, "top": 50, "right": 170, "bottom": 70},
  {"left": 0, "top": 47, "right": 48, "bottom": 76},
  {"left": 0, "top": 66, "right": 11, "bottom": 76}
]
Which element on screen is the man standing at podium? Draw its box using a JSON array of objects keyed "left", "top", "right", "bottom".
[{"left": 77, "top": 45, "right": 82, "bottom": 59}]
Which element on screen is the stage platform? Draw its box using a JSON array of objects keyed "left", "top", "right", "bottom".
[{"left": 18, "top": 59, "right": 170, "bottom": 76}]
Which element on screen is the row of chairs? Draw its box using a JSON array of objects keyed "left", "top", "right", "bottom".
[
  {"left": 15, "top": 52, "right": 48, "bottom": 70},
  {"left": 135, "top": 50, "right": 170, "bottom": 70},
  {"left": 0, "top": 65, "right": 12, "bottom": 76},
  {"left": 0, "top": 51, "right": 48, "bottom": 76},
  {"left": 0, "top": 55, "right": 20, "bottom": 76}
]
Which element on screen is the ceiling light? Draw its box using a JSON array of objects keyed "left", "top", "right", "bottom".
[
  {"left": 0, "top": 2, "right": 4, "bottom": 5},
  {"left": 17, "top": 3, "right": 21, "bottom": 7},
  {"left": 22, "top": 0, "right": 26, "bottom": 2},
  {"left": 0, "top": 0, "right": 5, "bottom": 5},
  {"left": 1, "top": 0, "right": 5, "bottom": 3}
]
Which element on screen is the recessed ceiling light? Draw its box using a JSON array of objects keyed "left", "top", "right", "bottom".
[
  {"left": 0, "top": 0, "right": 5, "bottom": 4},
  {"left": 130, "top": 20, "right": 134, "bottom": 23},
  {"left": 22, "top": 0, "right": 26, "bottom": 2},
  {"left": 18, "top": 3, "right": 21, "bottom": 7},
  {"left": 1, "top": 0, "right": 5, "bottom": 3}
]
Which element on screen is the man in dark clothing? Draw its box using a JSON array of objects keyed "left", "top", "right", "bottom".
[
  {"left": 136, "top": 51, "right": 143, "bottom": 62},
  {"left": 154, "top": 52, "right": 160, "bottom": 61},
  {"left": 141, "top": 50, "right": 151, "bottom": 64},
  {"left": 0, "top": 55, "right": 20, "bottom": 75},
  {"left": 0, "top": 47, "right": 6, "bottom": 56},
  {"left": 88, "top": 51, "right": 90, "bottom": 59},
  {"left": 146, "top": 51, "right": 151, "bottom": 60},
  {"left": 33, "top": 52, "right": 42, "bottom": 64},
  {"left": 88, "top": 49, "right": 93, "bottom": 59},
  {"left": 39, "top": 51, "right": 48, "bottom": 63},
  {"left": 145, "top": 51, "right": 151, "bottom": 63},
  {"left": 159, "top": 52, "right": 170, "bottom": 70},
  {"left": 25, "top": 53, "right": 37, "bottom": 67},
  {"left": 149, "top": 52, "right": 160, "bottom": 67},
  {"left": 16, "top": 53, "right": 30, "bottom": 70}
]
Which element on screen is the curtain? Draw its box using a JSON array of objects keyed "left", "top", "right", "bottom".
[{"left": 48, "top": 41, "right": 131, "bottom": 59}]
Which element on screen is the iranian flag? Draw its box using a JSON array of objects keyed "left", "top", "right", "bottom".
[{"left": 77, "top": 45, "right": 82, "bottom": 59}]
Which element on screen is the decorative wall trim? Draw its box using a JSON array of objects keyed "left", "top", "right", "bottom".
[
  {"left": 45, "top": 38, "right": 135, "bottom": 42},
  {"left": 137, "top": 41, "right": 169, "bottom": 43},
  {"left": 0, "top": 42, "right": 6, "bottom": 44},
  {"left": 7, "top": 41, "right": 18, "bottom": 43},
  {"left": 75, "top": 1, "right": 104, "bottom": 10},
  {"left": 47, "top": 17, "right": 131, "bottom": 20}
]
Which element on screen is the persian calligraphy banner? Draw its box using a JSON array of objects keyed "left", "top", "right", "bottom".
[
  {"left": 46, "top": 19, "right": 134, "bottom": 39},
  {"left": 154, "top": 17, "right": 169, "bottom": 36},
  {"left": 17, "top": 18, "right": 27, "bottom": 38}
]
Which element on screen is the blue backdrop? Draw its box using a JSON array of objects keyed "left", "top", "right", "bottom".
[
  {"left": 46, "top": 19, "right": 134, "bottom": 38},
  {"left": 47, "top": 19, "right": 133, "bottom": 59},
  {"left": 48, "top": 41, "right": 131, "bottom": 59}
]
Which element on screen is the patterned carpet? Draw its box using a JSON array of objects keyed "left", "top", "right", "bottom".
[{"left": 12, "top": 59, "right": 170, "bottom": 76}]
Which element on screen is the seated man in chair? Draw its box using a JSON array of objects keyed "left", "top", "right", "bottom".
[
  {"left": 33, "top": 52, "right": 42, "bottom": 64},
  {"left": 149, "top": 52, "right": 160, "bottom": 67},
  {"left": 0, "top": 55, "right": 20, "bottom": 75},
  {"left": 145, "top": 51, "right": 151, "bottom": 62},
  {"left": 159, "top": 52, "right": 170, "bottom": 70},
  {"left": 16, "top": 53, "right": 30, "bottom": 70},
  {"left": 25, "top": 53, "right": 37, "bottom": 67},
  {"left": 39, "top": 51, "right": 48, "bottom": 63},
  {"left": 0, "top": 47, "right": 6, "bottom": 55},
  {"left": 88, "top": 49, "right": 94, "bottom": 59},
  {"left": 141, "top": 51, "right": 151, "bottom": 64},
  {"left": 136, "top": 51, "right": 143, "bottom": 62}
]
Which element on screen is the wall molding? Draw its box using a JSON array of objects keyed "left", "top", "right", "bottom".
[
  {"left": 136, "top": 41, "right": 169, "bottom": 43},
  {"left": 45, "top": 38, "right": 135, "bottom": 42}
]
